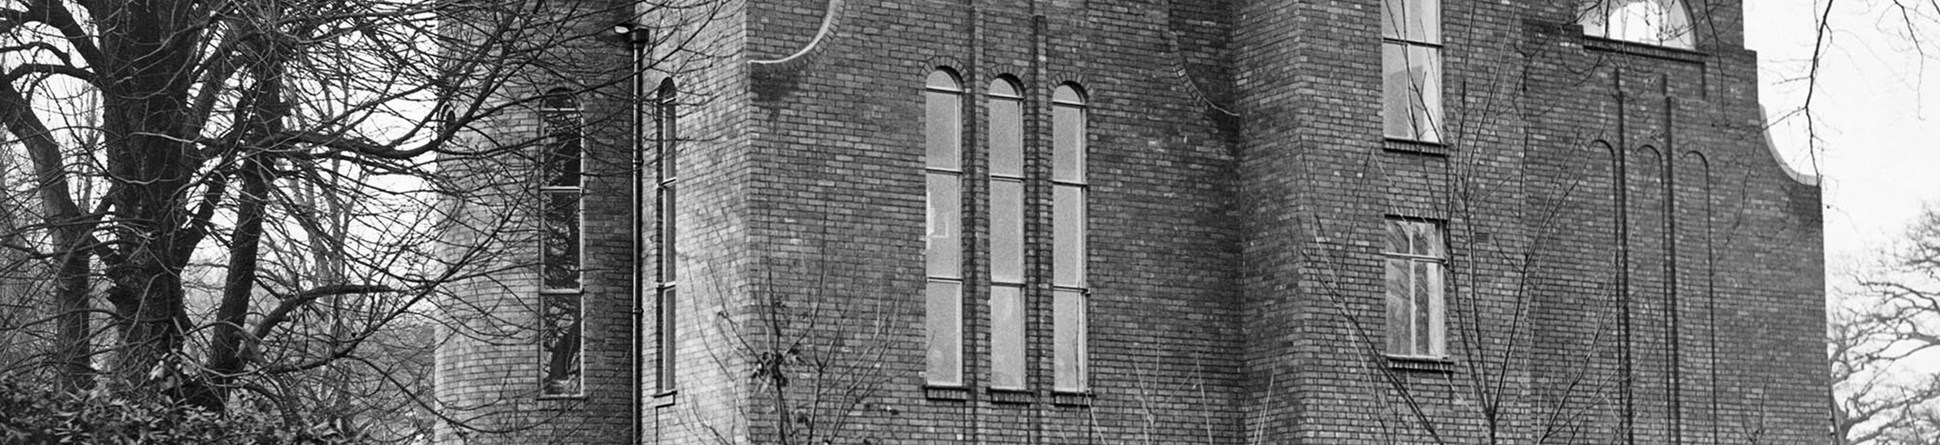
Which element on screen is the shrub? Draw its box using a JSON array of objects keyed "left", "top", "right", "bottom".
[{"left": 0, "top": 382, "right": 367, "bottom": 445}]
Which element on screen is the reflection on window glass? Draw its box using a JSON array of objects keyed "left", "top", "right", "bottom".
[
  {"left": 537, "top": 88, "right": 583, "bottom": 396},
  {"left": 1578, "top": 0, "right": 1694, "bottom": 49},
  {"left": 541, "top": 292, "right": 583, "bottom": 395},
  {"left": 1380, "top": 0, "right": 1441, "bottom": 44},
  {"left": 541, "top": 192, "right": 581, "bottom": 290},
  {"left": 1383, "top": 219, "right": 1446, "bottom": 358},
  {"left": 1381, "top": 44, "right": 1442, "bottom": 142},
  {"left": 1380, "top": 0, "right": 1442, "bottom": 142}
]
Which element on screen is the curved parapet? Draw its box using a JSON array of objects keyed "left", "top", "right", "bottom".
[
  {"left": 1757, "top": 105, "right": 1821, "bottom": 186},
  {"left": 749, "top": 0, "right": 845, "bottom": 77}
]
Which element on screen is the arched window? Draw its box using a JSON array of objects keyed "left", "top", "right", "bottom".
[
  {"left": 986, "top": 76, "right": 1026, "bottom": 390},
  {"left": 536, "top": 87, "right": 584, "bottom": 397},
  {"left": 1579, "top": 0, "right": 1694, "bottom": 49},
  {"left": 652, "top": 79, "right": 679, "bottom": 393},
  {"left": 923, "top": 69, "right": 965, "bottom": 386},
  {"left": 1050, "top": 83, "right": 1088, "bottom": 392}
]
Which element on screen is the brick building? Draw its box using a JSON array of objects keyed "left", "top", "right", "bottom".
[{"left": 434, "top": 0, "right": 1828, "bottom": 443}]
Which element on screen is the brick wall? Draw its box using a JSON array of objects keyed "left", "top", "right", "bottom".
[{"left": 435, "top": 0, "right": 1826, "bottom": 443}]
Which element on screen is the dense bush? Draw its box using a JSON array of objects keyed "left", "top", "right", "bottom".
[{"left": 0, "top": 382, "right": 366, "bottom": 445}]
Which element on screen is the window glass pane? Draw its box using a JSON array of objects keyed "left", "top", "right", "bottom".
[
  {"left": 1580, "top": 0, "right": 1692, "bottom": 48},
  {"left": 1382, "top": 44, "right": 1413, "bottom": 140},
  {"left": 1382, "top": 44, "right": 1442, "bottom": 142},
  {"left": 991, "top": 285, "right": 1026, "bottom": 389},
  {"left": 927, "top": 70, "right": 961, "bottom": 91},
  {"left": 658, "top": 100, "right": 677, "bottom": 180},
  {"left": 1054, "top": 289, "right": 1086, "bottom": 391},
  {"left": 1384, "top": 219, "right": 1409, "bottom": 254},
  {"left": 1381, "top": 0, "right": 1440, "bottom": 43},
  {"left": 1418, "top": 222, "right": 1445, "bottom": 258},
  {"left": 660, "top": 187, "right": 677, "bottom": 282},
  {"left": 988, "top": 79, "right": 1019, "bottom": 98},
  {"left": 658, "top": 287, "right": 677, "bottom": 390},
  {"left": 989, "top": 96, "right": 1024, "bottom": 178},
  {"left": 1381, "top": 0, "right": 1400, "bottom": 39},
  {"left": 1578, "top": 0, "right": 1608, "bottom": 36},
  {"left": 542, "top": 191, "right": 581, "bottom": 290},
  {"left": 991, "top": 180, "right": 1025, "bottom": 284},
  {"left": 1609, "top": 0, "right": 1664, "bottom": 43},
  {"left": 1053, "top": 186, "right": 1085, "bottom": 288},
  {"left": 1385, "top": 258, "right": 1411, "bottom": 355},
  {"left": 926, "top": 91, "right": 962, "bottom": 170},
  {"left": 926, "top": 281, "right": 963, "bottom": 385},
  {"left": 541, "top": 293, "right": 583, "bottom": 395},
  {"left": 544, "top": 125, "right": 581, "bottom": 188},
  {"left": 1052, "top": 104, "right": 1085, "bottom": 183},
  {"left": 1412, "top": 46, "right": 1443, "bottom": 143},
  {"left": 1658, "top": 0, "right": 1694, "bottom": 48},
  {"left": 540, "top": 90, "right": 577, "bottom": 110},
  {"left": 1426, "top": 262, "right": 1446, "bottom": 356},
  {"left": 1413, "top": 260, "right": 1432, "bottom": 355},
  {"left": 927, "top": 173, "right": 962, "bottom": 279},
  {"left": 1052, "top": 85, "right": 1084, "bottom": 104}
]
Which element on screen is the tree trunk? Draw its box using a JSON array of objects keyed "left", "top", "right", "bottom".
[
  {"left": 51, "top": 243, "right": 92, "bottom": 390},
  {"left": 95, "top": 0, "right": 206, "bottom": 386}
]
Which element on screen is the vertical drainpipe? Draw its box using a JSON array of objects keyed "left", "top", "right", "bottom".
[{"left": 629, "top": 19, "right": 647, "bottom": 445}]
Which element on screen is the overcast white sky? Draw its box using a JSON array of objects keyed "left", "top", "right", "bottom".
[{"left": 1745, "top": 0, "right": 1940, "bottom": 294}]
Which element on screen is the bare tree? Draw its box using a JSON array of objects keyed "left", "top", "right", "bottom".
[
  {"left": 1789, "top": 0, "right": 1940, "bottom": 162},
  {"left": 657, "top": 253, "right": 897, "bottom": 445},
  {"left": 0, "top": 0, "right": 726, "bottom": 436},
  {"left": 1836, "top": 206, "right": 1940, "bottom": 445}
]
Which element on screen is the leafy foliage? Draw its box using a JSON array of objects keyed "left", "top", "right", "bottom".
[{"left": 0, "top": 381, "right": 370, "bottom": 445}]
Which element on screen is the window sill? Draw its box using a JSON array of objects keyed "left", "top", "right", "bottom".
[
  {"left": 1051, "top": 391, "right": 1093, "bottom": 407},
  {"left": 987, "top": 387, "right": 1035, "bottom": 405},
  {"left": 652, "top": 389, "right": 678, "bottom": 407},
  {"left": 1582, "top": 36, "right": 1705, "bottom": 64},
  {"left": 1384, "top": 355, "right": 1456, "bottom": 373},
  {"left": 537, "top": 393, "right": 587, "bottom": 401},
  {"left": 923, "top": 385, "right": 971, "bottom": 401},
  {"left": 1382, "top": 138, "right": 1449, "bottom": 156}
]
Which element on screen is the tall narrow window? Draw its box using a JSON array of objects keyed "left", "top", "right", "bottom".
[
  {"left": 1050, "top": 84, "right": 1088, "bottom": 392},
  {"left": 538, "top": 88, "right": 584, "bottom": 397},
  {"left": 1578, "top": 0, "right": 1694, "bottom": 49},
  {"left": 987, "top": 77, "right": 1026, "bottom": 390},
  {"left": 1384, "top": 218, "right": 1447, "bottom": 358},
  {"left": 1381, "top": 0, "right": 1442, "bottom": 143},
  {"left": 924, "top": 69, "right": 966, "bottom": 386},
  {"left": 654, "top": 79, "right": 679, "bottom": 393}
]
